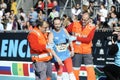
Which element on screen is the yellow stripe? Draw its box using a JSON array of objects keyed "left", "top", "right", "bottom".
[{"left": 17, "top": 63, "right": 24, "bottom": 76}]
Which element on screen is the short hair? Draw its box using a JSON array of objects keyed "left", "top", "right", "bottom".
[
  {"left": 67, "top": 17, "right": 73, "bottom": 23},
  {"left": 36, "top": 20, "right": 44, "bottom": 28},
  {"left": 36, "top": 20, "right": 49, "bottom": 28},
  {"left": 111, "top": 6, "right": 116, "bottom": 11},
  {"left": 82, "top": 11, "right": 90, "bottom": 18},
  {"left": 63, "top": 14, "right": 68, "bottom": 18},
  {"left": 53, "top": 17, "right": 61, "bottom": 21},
  {"left": 53, "top": 17, "right": 61, "bottom": 24}
]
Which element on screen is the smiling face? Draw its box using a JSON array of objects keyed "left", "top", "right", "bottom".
[
  {"left": 53, "top": 18, "right": 61, "bottom": 31},
  {"left": 81, "top": 12, "right": 90, "bottom": 26}
]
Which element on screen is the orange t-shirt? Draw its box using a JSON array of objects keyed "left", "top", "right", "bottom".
[{"left": 66, "top": 21, "right": 96, "bottom": 54}]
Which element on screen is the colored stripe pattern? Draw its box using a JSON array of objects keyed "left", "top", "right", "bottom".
[
  {"left": 0, "top": 66, "right": 11, "bottom": 75},
  {"left": 12, "top": 63, "right": 29, "bottom": 76},
  {"left": 80, "top": 66, "right": 87, "bottom": 80},
  {"left": 30, "top": 64, "right": 33, "bottom": 72}
]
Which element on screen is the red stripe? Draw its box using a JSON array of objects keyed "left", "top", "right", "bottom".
[
  {"left": 52, "top": 65, "right": 67, "bottom": 72},
  {"left": 0, "top": 71, "right": 11, "bottom": 75},
  {"left": 23, "top": 64, "right": 29, "bottom": 76},
  {"left": 80, "top": 66, "right": 86, "bottom": 70},
  {"left": 66, "top": 23, "right": 73, "bottom": 33},
  {"left": 30, "top": 64, "right": 32, "bottom": 68},
  {"left": 53, "top": 65, "right": 86, "bottom": 72}
]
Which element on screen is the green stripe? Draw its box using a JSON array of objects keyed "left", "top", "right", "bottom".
[{"left": 12, "top": 63, "right": 18, "bottom": 75}]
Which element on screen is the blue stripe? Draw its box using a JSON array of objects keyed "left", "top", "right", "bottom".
[
  {"left": 30, "top": 68, "right": 33, "bottom": 72},
  {"left": 0, "top": 66, "right": 11, "bottom": 71}
]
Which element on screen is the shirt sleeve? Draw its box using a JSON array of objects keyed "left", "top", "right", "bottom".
[
  {"left": 66, "top": 23, "right": 73, "bottom": 35},
  {"left": 76, "top": 27, "right": 96, "bottom": 43}
]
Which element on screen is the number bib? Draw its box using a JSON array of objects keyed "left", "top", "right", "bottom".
[{"left": 56, "top": 44, "right": 68, "bottom": 52}]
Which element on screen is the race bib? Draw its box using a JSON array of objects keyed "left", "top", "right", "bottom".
[{"left": 56, "top": 44, "right": 68, "bottom": 52}]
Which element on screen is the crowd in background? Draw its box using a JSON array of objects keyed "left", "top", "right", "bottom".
[
  {"left": 0, "top": 0, "right": 120, "bottom": 80},
  {"left": 0, "top": 0, "right": 120, "bottom": 31}
]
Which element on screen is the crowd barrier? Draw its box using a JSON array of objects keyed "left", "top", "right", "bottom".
[{"left": 0, "top": 30, "right": 114, "bottom": 80}]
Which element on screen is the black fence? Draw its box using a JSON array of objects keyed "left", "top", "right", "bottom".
[{"left": 0, "top": 30, "right": 114, "bottom": 67}]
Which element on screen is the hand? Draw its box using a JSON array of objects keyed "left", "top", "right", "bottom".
[
  {"left": 56, "top": 57, "right": 63, "bottom": 65},
  {"left": 111, "top": 39, "right": 115, "bottom": 44},
  {"left": 70, "top": 50, "right": 74, "bottom": 57},
  {"left": 69, "top": 35, "right": 77, "bottom": 41}
]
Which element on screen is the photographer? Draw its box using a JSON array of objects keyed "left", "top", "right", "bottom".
[{"left": 103, "top": 29, "right": 120, "bottom": 80}]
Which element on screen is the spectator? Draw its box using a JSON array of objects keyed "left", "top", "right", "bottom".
[
  {"left": 12, "top": 18, "right": 18, "bottom": 30},
  {"left": 47, "top": 0, "right": 54, "bottom": 15},
  {"left": 63, "top": 16, "right": 73, "bottom": 28},
  {"left": 10, "top": 0, "right": 17, "bottom": 15},
  {"left": 38, "top": 9, "right": 47, "bottom": 21},
  {"left": 2, "top": 12, "right": 10, "bottom": 29},
  {"left": 62, "top": 14, "right": 68, "bottom": 27},
  {"left": 88, "top": 1, "right": 94, "bottom": 17},
  {"left": 82, "top": 0, "right": 89, "bottom": 12},
  {"left": 48, "top": 7, "right": 59, "bottom": 20},
  {"left": 28, "top": 7, "right": 38, "bottom": 24},
  {"left": 107, "top": 12, "right": 118, "bottom": 28},
  {"left": 71, "top": 4, "right": 81, "bottom": 17},
  {"left": 0, "top": 0, "right": 7, "bottom": 13},
  {"left": 6, "top": 17, "right": 14, "bottom": 31},
  {"left": 108, "top": 6, "right": 117, "bottom": 18},
  {"left": 10, "top": 10, "right": 17, "bottom": 22},
  {"left": 53, "top": 0, "right": 60, "bottom": 12},
  {"left": 97, "top": 3, "right": 108, "bottom": 27},
  {"left": 109, "top": 6, "right": 120, "bottom": 20},
  {"left": 18, "top": 8, "right": 27, "bottom": 22},
  {"left": 36, "top": 0, "right": 44, "bottom": 11}
]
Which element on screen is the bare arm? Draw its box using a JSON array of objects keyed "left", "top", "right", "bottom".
[
  {"left": 63, "top": 28, "right": 74, "bottom": 56},
  {"left": 48, "top": 32, "right": 63, "bottom": 65}
]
